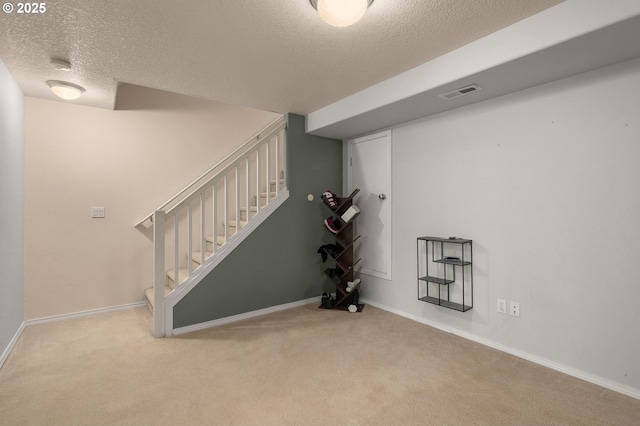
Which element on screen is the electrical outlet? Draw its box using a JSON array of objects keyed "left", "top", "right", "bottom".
[
  {"left": 91, "top": 207, "right": 105, "bottom": 218},
  {"left": 497, "top": 298, "right": 507, "bottom": 314},
  {"left": 509, "top": 301, "right": 520, "bottom": 317}
]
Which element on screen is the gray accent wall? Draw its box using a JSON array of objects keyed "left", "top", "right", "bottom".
[
  {"left": 0, "top": 59, "right": 25, "bottom": 363},
  {"left": 173, "top": 114, "right": 342, "bottom": 327}
]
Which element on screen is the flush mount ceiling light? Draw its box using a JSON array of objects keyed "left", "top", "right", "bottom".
[
  {"left": 310, "top": 0, "right": 374, "bottom": 27},
  {"left": 46, "top": 80, "right": 86, "bottom": 100}
]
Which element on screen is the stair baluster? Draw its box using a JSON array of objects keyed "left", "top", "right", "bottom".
[{"left": 140, "top": 116, "right": 288, "bottom": 337}]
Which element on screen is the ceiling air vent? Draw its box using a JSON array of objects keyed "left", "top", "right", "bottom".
[{"left": 438, "top": 84, "right": 482, "bottom": 100}]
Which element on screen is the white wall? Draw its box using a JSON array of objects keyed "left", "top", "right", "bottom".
[
  {"left": 24, "top": 85, "right": 279, "bottom": 319},
  {"left": 0, "top": 59, "right": 25, "bottom": 364},
  {"left": 361, "top": 58, "right": 640, "bottom": 397}
]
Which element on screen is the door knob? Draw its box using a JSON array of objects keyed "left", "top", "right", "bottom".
[{"left": 379, "top": 194, "right": 386, "bottom": 200}]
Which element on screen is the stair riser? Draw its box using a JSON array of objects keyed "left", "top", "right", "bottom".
[
  {"left": 144, "top": 286, "right": 172, "bottom": 310},
  {"left": 223, "top": 221, "right": 247, "bottom": 229},
  {"left": 206, "top": 240, "right": 225, "bottom": 251},
  {"left": 269, "top": 181, "right": 284, "bottom": 191},
  {"left": 168, "top": 264, "right": 204, "bottom": 282},
  {"left": 240, "top": 207, "right": 258, "bottom": 221}
]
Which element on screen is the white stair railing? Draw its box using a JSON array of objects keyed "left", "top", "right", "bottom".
[{"left": 143, "top": 116, "right": 287, "bottom": 337}]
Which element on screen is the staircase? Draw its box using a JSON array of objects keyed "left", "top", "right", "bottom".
[
  {"left": 142, "top": 179, "right": 285, "bottom": 311},
  {"left": 136, "top": 116, "right": 288, "bottom": 337}
]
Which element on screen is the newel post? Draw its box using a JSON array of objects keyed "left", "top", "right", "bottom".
[{"left": 152, "top": 210, "right": 166, "bottom": 337}]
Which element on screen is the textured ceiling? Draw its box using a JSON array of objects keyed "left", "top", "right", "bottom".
[{"left": 0, "top": 0, "right": 565, "bottom": 114}]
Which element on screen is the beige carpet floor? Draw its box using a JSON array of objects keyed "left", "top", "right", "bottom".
[{"left": 1, "top": 304, "right": 639, "bottom": 426}]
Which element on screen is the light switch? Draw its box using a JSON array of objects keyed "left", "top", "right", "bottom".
[{"left": 91, "top": 207, "right": 105, "bottom": 218}]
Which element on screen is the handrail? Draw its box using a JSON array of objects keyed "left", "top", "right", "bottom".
[
  {"left": 164, "top": 137, "right": 258, "bottom": 217},
  {"left": 149, "top": 120, "right": 287, "bottom": 337},
  {"left": 135, "top": 115, "right": 286, "bottom": 226},
  {"left": 163, "top": 123, "right": 283, "bottom": 217}
]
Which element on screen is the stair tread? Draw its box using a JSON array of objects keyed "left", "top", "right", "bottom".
[
  {"left": 166, "top": 268, "right": 190, "bottom": 288},
  {"left": 144, "top": 286, "right": 172, "bottom": 309},
  {"left": 206, "top": 235, "right": 228, "bottom": 246},
  {"left": 225, "top": 220, "right": 247, "bottom": 228},
  {"left": 192, "top": 251, "right": 213, "bottom": 264}
]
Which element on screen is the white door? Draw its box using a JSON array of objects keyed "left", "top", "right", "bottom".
[{"left": 347, "top": 130, "right": 392, "bottom": 280}]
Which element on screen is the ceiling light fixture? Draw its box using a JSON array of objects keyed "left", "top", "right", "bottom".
[
  {"left": 310, "top": 0, "right": 374, "bottom": 27},
  {"left": 46, "top": 80, "right": 86, "bottom": 100}
]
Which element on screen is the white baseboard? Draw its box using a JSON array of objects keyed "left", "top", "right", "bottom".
[
  {"left": 0, "top": 321, "right": 25, "bottom": 369},
  {"left": 361, "top": 298, "right": 640, "bottom": 401},
  {"left": 25, "top": 301, "right": 148, "bottom": 326},
  {"left": 172, "top": 296, "right": 321, "bottom": 336}
]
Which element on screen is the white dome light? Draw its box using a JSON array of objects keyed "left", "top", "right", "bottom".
[
  {"left": 46, "top": 80, "right": 86, "bottom": 100},
  {"left": 310, "top": 0, "right": 374, "bottom": 27}
]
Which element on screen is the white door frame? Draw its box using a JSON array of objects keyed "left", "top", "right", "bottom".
[{"left": 346, "top": 129, "right": 392, "bottom": 281}]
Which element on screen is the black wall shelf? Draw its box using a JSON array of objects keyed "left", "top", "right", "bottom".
[{"left": 417, "top": 236, "right": 473, "bottom": 312}]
